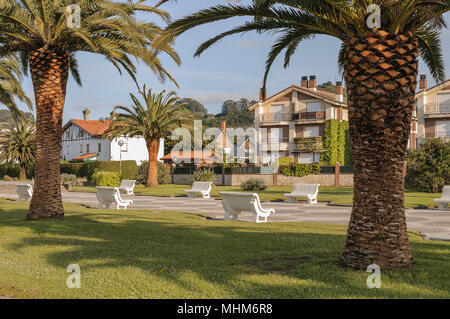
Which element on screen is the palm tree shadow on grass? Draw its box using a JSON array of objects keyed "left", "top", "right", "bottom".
[{"left": 1, "top": 207, "right": 449, "bottom": 298}]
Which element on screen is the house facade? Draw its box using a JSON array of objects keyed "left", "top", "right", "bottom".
[
  {"left": 62, "top": 109, "right": 164, "bottom": 164},
  {"left": 414, "top": 75, "right": 450, "bottom": 147},
  {"left": 250, "top": 75, "right": 349, "bottom": 164}
]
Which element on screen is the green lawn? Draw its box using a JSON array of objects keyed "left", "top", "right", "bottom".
[
  {"left": 0, "top": 198, "right": 449, "bottom": 298},
  {"left": 71, "top": 185, "right": 441, "bottom": 208}
]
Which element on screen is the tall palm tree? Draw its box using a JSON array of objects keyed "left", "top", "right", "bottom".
[
  {"left": 0, "top": 55, "right": 32, "bottom": 117},
  {"left": 105, "top": 85, "right": 192, "bottom": 187},
  {"left": 162, "top": 0, "right": 449, "bottom": 269},
  {"left": 0, "top": 117, "right": 36, "bottom": 180},
  {"left": 0, "top": 0, "right": 181, "bottom": 220}
]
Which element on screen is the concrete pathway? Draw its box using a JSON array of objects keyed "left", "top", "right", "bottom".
[{"left": 1, "top": 191, "right": 449, "bottom": 241}]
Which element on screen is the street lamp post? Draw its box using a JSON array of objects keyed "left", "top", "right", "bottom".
[{"left": 118, "top": 140, "right": 125, "bottom": 177}]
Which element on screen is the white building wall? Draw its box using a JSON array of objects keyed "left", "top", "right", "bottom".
[{"left": 109, "top": 137, "right": 164, "bottom": 165}]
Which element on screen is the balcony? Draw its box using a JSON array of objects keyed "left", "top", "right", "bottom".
[
  {"left": 292, "top": 111, "right": 326, "bottom": 121},
  {"left": 424, "top": 102, "right": 450, "bottom": 116},
  {"left": 260, "top": 113, "right": 291, "bottom": 123},
  {"left": 260, "top": 137, "right": 289, "bottom": 151}
]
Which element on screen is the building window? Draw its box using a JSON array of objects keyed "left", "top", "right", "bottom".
[
  {"left": 86, "top": 144, "right": 90, "bottom": 153},
  {"left": 80, "top": 130, "right": 84, "bottom": 138},
  {"left": 438, "top": 93, "right": 450, "bottom": 112},
  {"left": 303, "top": 126, "right": 320, "bottom": 137},
  {"left": 80, "top": 144, "right": 83, "bottom": 153},
  {"left": 436, "top": 120, "right": 450, "bottom": 137},
  {"left": 271, "top": 104, "right": 285, "bottom": 121},
  {"left": 98, "top": 143, "right": 102, "bottom": 153},
  {"left": 306, "top": 102, "right": 322, "bottom": 112},
  {"left": 299, "top": 153, "right": 320, "bottom": 164}
]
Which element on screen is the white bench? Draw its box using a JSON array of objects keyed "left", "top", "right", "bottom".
[
  {"left": 435, "top": 186, "right": 450, "bottom": 211},
  {"left": 185, "top": 182, "right": 212, "bottom": 198},
  {"left": 284, "top": 183, "right": 320, "bottom": 204},
  {"left": 96, "top": 187, "right": 133, "bottom": 210},
  {"left": 119, "top": 180, "right": 136, "bottom": 195},
  {"left": 220, "top": 192, "right": 275, "bottom": 223},
  {"left": 16, "top": 184, "right": 33, "bottom": 202}
]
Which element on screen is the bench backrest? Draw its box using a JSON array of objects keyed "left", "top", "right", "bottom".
[
  {"left": 16, "top": 184, "right": 32, "bottom": 196},
  {"left": 96, "top": 187, "right": 120, "bottom": 204},
  {"left": 120, "top": 180, "right": 136, "bottom": 189},
  {"left": 191, "top": 182, "right": 212, "bottom": 192},
  {"left": 292, "top": 183, "right": 319, "bottom": 195},
  {"left": 441, "top": 186, "right": 450, "bottom": 199},
  {"left": 220, "top": 192, "right": 260, "bottom": 211}
]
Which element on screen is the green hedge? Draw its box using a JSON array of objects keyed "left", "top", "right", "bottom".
[
  {"left": 60, "top": 161, "right": 138, "bottom": 180},
  {"left": 279, "top": 163, "right": 321, "bottom": 177},
  {"left": 0, "top": 163, "right": 34, "bottom": 179},
  {"left": 91, "top": 171, "right": 121, "bottom": 187},
  {"left": 321, "top": 120, "right": 352, "bottom": 166}
]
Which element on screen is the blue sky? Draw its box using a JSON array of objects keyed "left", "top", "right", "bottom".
[{"left": 7, "top": 0, "right": 450, "bottom": 123}]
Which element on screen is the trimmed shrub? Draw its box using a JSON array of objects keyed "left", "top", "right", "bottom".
[
  {"left": 278, "top": 157, "right": 294, "bottom": 166},
  {"left": 78, "top": 161, "right": 138, "bottom": 180},
  {"left": 279, "top": 163, "right": 321, "bottom": 177},
  {"left": 406, "top": 138, "right": 450, "bottom": 193},
  {"left": 91, "top": 171, "right": 121, "bottom": 187},
  {"left": 0, "top": 163, "right": 23, "bottom": 179},
  {"left": 240, "top": 178, "right": 267, "bottom": 191},
  {"left": 193, "top": 168, "right": 216, "bottom": 184},
  {"left": 60, "top": 163, "right": 84, "bottom": 177},
  {"left": 2, "top": 175, "right": 13, "bottom": 181},
  {"left": 60, "top": 173, "right": 77, "bottom": 184},
  {"left": 321, "top": 119, "right": 352, "bottom": 166},
  {"left": 135, "top": 161, "right": 171, "bottom": 185}
]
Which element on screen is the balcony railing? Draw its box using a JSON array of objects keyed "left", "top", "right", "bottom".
[
  {"left": 261, "top": 113, "right": 291, "bottom": 122},
  {"left": 292, "top": 111, "right": 326, "bottom": 120},
  {"left": 424, "top": 102, "right": 450, "bottom": 115}
]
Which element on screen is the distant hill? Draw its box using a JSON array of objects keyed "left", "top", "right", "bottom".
[{"left": 0, "top": 109, "right": 34, "bottom": 123}]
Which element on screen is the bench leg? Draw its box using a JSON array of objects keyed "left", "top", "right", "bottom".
[
  {"left": 438, "top": 203, "right": 448, "bottom": 211},
  {"left": 202, "top": 193, "right": 210, "bottom": 199},
  {"left": 308, "top": 197, "right": 318, "bottom": 205}
]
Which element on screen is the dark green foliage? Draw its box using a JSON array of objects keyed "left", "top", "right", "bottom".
[
  {"left": 193, "top": 168, "right": 216, "bottom": 184},
  {"left": 175, "top": 98, "right": 207, "bottom": 115},
  {"left": 321, "top": 120, "right": 352, "bottom": 166},
  {"left": 91, "top": 171, "right": 121, "bottom": 187},
  {"left": 241, "top": 178, "right": 267, "bottom": 191},
  {"left": 0, "top": 163, "right": 33, "bottom": 179},
  {"left": 405, "top": 138, "right": 450, "bottom": 193},
  {"left": 279, "top": 163, "right": 321, "bottom": 177},
  {"left": 60, "top": 161, "right": 138, "bottom": 181},
  {"left": 60, "top": 174, "right": 77, "bottom": 184},
  {"left": 135, "top": 161, "right": 171, "bottom": 185}
]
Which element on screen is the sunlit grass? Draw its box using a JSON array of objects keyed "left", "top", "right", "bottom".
[{"left": 0, "top": 198, "right": 448, "bottom": 299}]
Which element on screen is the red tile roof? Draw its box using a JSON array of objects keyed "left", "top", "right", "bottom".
[
  {"left": 72, "top": 153, "right": 98, "bottom": 161},
  {"left": 71, "top": 120, "right": 111, "bottom": 136}
]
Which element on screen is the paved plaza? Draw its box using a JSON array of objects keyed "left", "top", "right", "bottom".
[{"left": 1, "top": 188, "right": 449, "bottom": 241}]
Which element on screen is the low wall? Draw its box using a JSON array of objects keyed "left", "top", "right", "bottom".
[{"left": 172, "top": 173, "right": 354, "bottom": 187}]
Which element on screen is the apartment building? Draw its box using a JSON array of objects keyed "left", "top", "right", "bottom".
[
  {"left": 250, "top": 75, "right": 348, "bottom": 164},
  {"left": 415, "top": 75, "right": 450, "bottom": 147}
]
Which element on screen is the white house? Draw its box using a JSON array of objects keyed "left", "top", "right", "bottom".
[{"left": 62, "top": 109, "right": 164, "bottom": 164}]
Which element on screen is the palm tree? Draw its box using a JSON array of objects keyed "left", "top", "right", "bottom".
[
  {"left": 105, "top": 85, "right": 192, "bottom": 187},
  {"left": 162, "top": 0, "right": 449, "bottom": 269},
  {"left": 0, "top": 0, "right": 181, "bottom": 220},
  {"left": 0, "top": 117, "right": 36, "bottom": 180},
  {"left": 0, "top": 55, "right": 32, "bottom": 117}
]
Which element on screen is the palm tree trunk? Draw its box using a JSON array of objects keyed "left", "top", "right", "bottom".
[
  {"left": 19, "top": 164, "right": 26, "bottom": 181},
  {"left": 28, "top": 48, "right": 70, "bottom": 220},
  {"left": 146, "top": 139, "right": 160, "bottom": 187},
  {"left": 340, "top": 30, "right": 418, "bottom": 269}
]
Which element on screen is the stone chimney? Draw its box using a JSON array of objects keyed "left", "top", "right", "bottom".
[
  {"left": 259, "top": 88, "right": 266, "bottom": 101},
  {"left": 308, "top": 75, "right": 317, "bottom": 91},
  {"left": 419, "top": 74, "right": 427, "bottom": 91},
  {"left": 336, "top": 81, "right": 344, "bottom": 103},
  {"left": 82, "top": 108, "right": 90, "bottom": 121},
  {"left": 301, "top": 76, "right": 308, "bottom": 88}
]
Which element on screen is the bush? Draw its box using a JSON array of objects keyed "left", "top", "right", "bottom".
[
  {"left": 405, "top": 138, "right": 450, "bottom": 193},
  {"left": 60, "top": 163, "right": 84, "bottom": 177},
  {"left": 81, "top": 161, "right": 138, "bottom": 181},
  {"left": 0, "top": 163, "right": 33, "bottom": 179},
  {"left": 240, "top": 178, "right": 267, "bottom": 191},
  {"left": 278, "top": 157, "right": 293, "bottom": 166},
  {"left": 60, "top": 173, "right": 77, "bottom": 184},
  {"left": 135, "top": 161, "right": 171, "bottom": 185},
  {"left": 193, "top": 168, "right": 216, "bottom": 184},
  {"left": 279, "top": 163, "right": 321, "bottom": 177},
  {"left": 91, "top": 171, "right": 121, "bottom": 187},
  {"left": 2, "top": 175, "right": 13, "bottom": 181}
]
